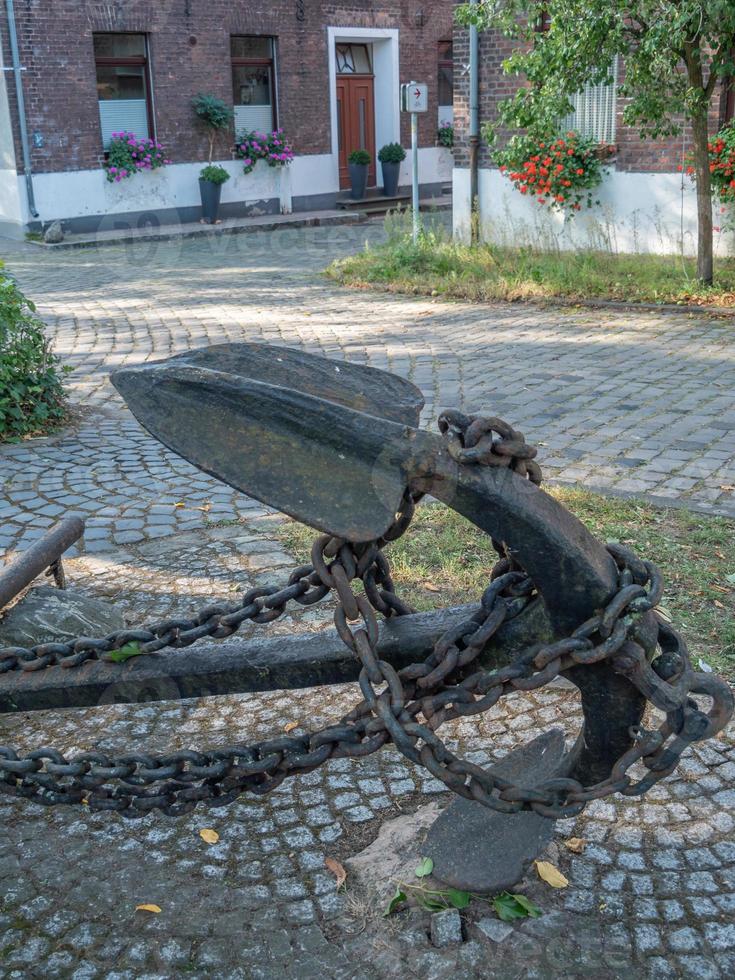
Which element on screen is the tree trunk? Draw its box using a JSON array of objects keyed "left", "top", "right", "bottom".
[{"left": 690, "top": 109, "right": 713, "bottom": 285}]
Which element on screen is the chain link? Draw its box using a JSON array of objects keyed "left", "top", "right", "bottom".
[{"left": 0, "top": 415, "right": 732, "bottom": 817}]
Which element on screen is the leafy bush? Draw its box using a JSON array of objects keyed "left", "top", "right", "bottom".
[
  {"left": 494, "top": 131, "right": 610, "bottom": 215},
  {"left": 104, "top": 132, "right": 170, "bottom": 183},
  {"left": 378, "top": 142, "right": 406, "bottom": 164},
  {"left": 0, "top": 267, "right": 66, "bottom": 441},
  {"left": 235, "top": 129, "right": 295, "bottom": 174},
  {"left": 199, "top": 164, "right": 231, "bottom": 185},
  {"left": 348, "top": 149, "right": 371, "bottom": 166},
  {"left": 437, "top": 122, "right": 454, "bottom": 148},
  {"left": 192, "top": 93, "right": 234, "bottom": 162}
]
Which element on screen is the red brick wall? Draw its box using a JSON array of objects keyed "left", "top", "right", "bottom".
[
  {"left": 1, "top": 0, "right": 452, "bottom": 175},
  {"left": 453, "top": 19, "right": 729, "bottom": 175}
]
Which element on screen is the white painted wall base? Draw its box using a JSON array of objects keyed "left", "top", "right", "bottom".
[
  {"left": 0, "top": 148, "right": 452, "bottom": 233},
  {"left": 453, "top": 166, "right": 735, "bottom": 257},
  {"left": 398, "top": 146, "right": 452, "bottom": 191},
  {"left": 12, "top": 156, "right": 336, "bottom": 229}
]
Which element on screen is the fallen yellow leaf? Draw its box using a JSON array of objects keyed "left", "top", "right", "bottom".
[
  {"left": 173, "top": 502, "right": 185, "bottom": 508},
  {"left": 135, "top": 904, "right": 162, "bottom": 914},
  {"left": 324, "top": 856, "right": 347, "bottom": 890},
  {"left": 535, "top": 860, "right": 569, "bottom": 888},
  {"left": 199, "top": 828, "right": 219, "bottom": 845},
  {"left": 284, "top": 721, "right": 298, "bottom": 733},
  {"left": 564, "top": 837, "right": 586, "bottom": 854}
]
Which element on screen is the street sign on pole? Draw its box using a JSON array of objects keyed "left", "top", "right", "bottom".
[
  {"left": 400, "top": 82, "right": 428, "bottom": 114},
  {"left": 400, "top": 81, "right": 427, "bottom": 244}
]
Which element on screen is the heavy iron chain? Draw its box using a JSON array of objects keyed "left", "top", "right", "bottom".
[{"left": 0, "top": 414, "right": 731, "bottom": 817}]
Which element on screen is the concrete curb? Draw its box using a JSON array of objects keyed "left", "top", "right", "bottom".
[{"left": 28, "top": 210, "right": 367, "bottom": 250}]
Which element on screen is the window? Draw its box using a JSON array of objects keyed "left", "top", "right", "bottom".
[
  {"left": 231, "top": 36, "right": 276, "bottom": 136},
  {"left": 560, "top": 60, "right": 618, "bottom": 144},
  {"left": 94, "top": 33, "right": 152, "bottom": 147},
  {"left": 535, "top": 14, "right": 617, "bottom": 144},
  {"left": 335, "top": 44, "right": 372, "bottom": 75},
  {"left": 438, "top": 40, "right": 453, "bottom": 124}
]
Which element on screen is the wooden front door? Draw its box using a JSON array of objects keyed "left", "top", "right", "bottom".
[{"left": 336, "top": 75, "right": 376, "bottom": 190}]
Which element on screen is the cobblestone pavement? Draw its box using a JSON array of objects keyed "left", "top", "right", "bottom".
[
  {"left": 1, "top": 225, "right": 735, "bottom": 979},
  {"left": 1, "top": 677, "right": 734, "bottom": 980},
  {"left": 1, "top": 222, "right": 734, "bottom": 559}
]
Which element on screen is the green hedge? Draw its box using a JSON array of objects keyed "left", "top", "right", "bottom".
[{"left": 0, "top": 265, "right": 66, "bottom": 441}]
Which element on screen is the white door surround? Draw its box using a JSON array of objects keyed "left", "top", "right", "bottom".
[{"left": 326, "top": 26, "right": 400, "bottom": 192}]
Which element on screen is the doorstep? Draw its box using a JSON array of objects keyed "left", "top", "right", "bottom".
[
  {"left": 28, "top": 208, "right": 367, "bottom": 250},
  {"left": 336, "top": 193, "right": 452, "bottom": 217}
]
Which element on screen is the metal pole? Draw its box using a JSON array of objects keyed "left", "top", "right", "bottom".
[
  {"left": 4, "top": 0, "right": 39, "bottom": 218},
  {"left": 411, "top": 109, "right": 420, "bottom": 244},
  {"left": 469, "top": 0, "right": 480, "bottom": 243},
  {"left": 0, "top": 516, "right": 84, "bottom": 611}
]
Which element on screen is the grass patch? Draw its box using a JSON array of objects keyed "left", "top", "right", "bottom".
[
  {"left": 277, "top": 486, "right": 735, "bottom": 679},
  {"left": 326, "top": 221, "right": 735, "bottom": 308}
]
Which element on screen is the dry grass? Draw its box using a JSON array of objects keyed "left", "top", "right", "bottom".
[{"left": 277, "top": 486, "right": 735, "bottom": 679}]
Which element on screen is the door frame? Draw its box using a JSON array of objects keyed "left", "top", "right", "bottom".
[{"left": 327, "top": 27, "right": 400, "bottom": 194}]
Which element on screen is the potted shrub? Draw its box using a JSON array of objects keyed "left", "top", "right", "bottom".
[
  {"left": 198, "top": 164, "right": 231, "bottom": 223},
  {"left": 348, "top": 149, "right": 371, "bottom": 200},
  {"left": 437, "top": 121, "right": 454, "bottom": 149},
  {"left": 192, "top": 93, "right": 233, "bottom": 223},
  {"left": 378, "top": 142, "right": 406, "bottom": 197}
]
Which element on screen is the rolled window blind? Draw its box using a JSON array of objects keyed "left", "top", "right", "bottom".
[
  {"left": 99, "top": 100, "right": 149, "bottom": 147},
  {"left": 234, "top": 105, "right": 274, "bottom": 137}
]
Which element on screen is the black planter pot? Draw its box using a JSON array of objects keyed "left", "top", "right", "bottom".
[
  {"left": 199, "top": 179, "right": 223, "bottom": 223},
  {"left": 381, "top": 160, "right": 400, "bottom": 197},
  {"left": 348, "top": 163, "right": 369, "bottom": 201}
]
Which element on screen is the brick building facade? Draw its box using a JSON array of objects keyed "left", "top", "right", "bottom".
[
  {"left": 0, "top": 1, "right": 454, "bottom": 235},
  {"left": 452, "top": 17, "right": 735, "bottom": 256}
]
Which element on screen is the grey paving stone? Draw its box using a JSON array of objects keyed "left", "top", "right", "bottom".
[
  {"left": 476, "top": 918, "right": 514, "bottom": 943},
  {"left": 430, "top": 909, "right": 463, "bottom": 947}
]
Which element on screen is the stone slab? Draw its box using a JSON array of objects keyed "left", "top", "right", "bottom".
[
  {"left": 0, "top": 585, "right": 124, "bottom": 647},
  {"left": 425, "top": 729, "right": 568, "bottom": 893}
]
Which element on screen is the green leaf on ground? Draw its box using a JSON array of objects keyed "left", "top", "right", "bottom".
[
  {"left": 447, "top": 888, "right": 472, "bottom": 909},
  {"left": 493, "top": 891, "right": 542, "bottom": 921},
  {"left": 417, "top": 895, "right": 448, "bottom": 912},
  {"left": 415, "top": 857, "right": 434, "bottom": 878},
  {"left": 510, "top": 893, "right": 542, "bottom": 917},
  {"left": 104, "top": 642, "right": 145, "bottom": 663},
  {"left": 384, "top": 887, "right": 407, "bottom": 917}
]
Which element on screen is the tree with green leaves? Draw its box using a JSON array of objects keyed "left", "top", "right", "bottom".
[
  {"left": 192, "top": 93, "right": 234, "bottom": 164},
  {"left": 456, "top": 1, "right": 735, "bottom": 284}
]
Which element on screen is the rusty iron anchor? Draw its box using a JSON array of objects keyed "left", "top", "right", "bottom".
[{"left": 0, "top": 342, "right": 731, "bottom": 891}]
